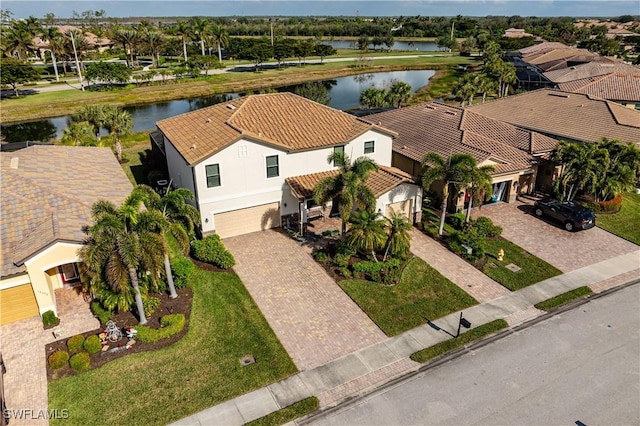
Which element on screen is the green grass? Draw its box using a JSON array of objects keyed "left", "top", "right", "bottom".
[
  {"left": 339, "top": 258, "right": 477, "bottom": 336},
  {"left": 596, "top": 192, "right": 640, "bottom": 246},
  {"left": 482, "top": 238, "right": 562, "bottom": 291},
  {"left": 410, "top": 319, "right": 508, "bottom": 363},
  {"left": 245, "top": 397, "right": 319, "bottom": 426},
  {"left": 119, "top": 138, "right": 153, "bottom": 185},
  {"left": 48, "top": 268, "right": 297, "bottom": 426},
  {"left": 534, "top": 286, "right": 593, "bottom": 311},
  {"left": 420, "top": 208, "right": 457, "bottom": 236}
]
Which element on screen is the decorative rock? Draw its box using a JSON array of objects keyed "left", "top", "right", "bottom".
[{"left": 239, "top": 354, "right": 256, "bottom": 366}]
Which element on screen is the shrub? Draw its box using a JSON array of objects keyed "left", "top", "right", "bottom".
[
  {"left": 143, "top": 296, "right": 161, "bottom": 317},
  {"left": 313, "top": 250, "right": 328, "bottom": 263},
  {"left": 48, "top": 350, "right": 69, "bottom": 370},
  {"left": 69, "top": 352, "right": 91, "bottom": 372},
  {"left": 67, "top": 334, "right": 85, "bottom": 353},
  {"left": 333, "top": 253, "right": 351, "bottom": 268},
  {"left": 449, "top": 229, "right": 485, "bottom": 262},
  {"left": 334, "top": 240, "right": 356, "bottom": 257},
  {"left": 338, "top": 267, "right": 352, "bottom": 279},
  {"left": 171, "top": 258, "right": 196, "bottom": 289},
  {"left": 83, "top": 335, "right": 102, "bottom": 354},
  {"left": 135, "top": 314, "right": 186, "bottom": 344},
  {"left": 42, "top": 310, "right": 59, "bottom": 328},
  {"left": 471, "top": 216, "right": 503, "bottom": 238},
  {"left": 446, "top": 213, "right": 468, "bottom": 230},
  {"left": 91, "top": 301, "right": 113, "bottom": 325},
  {"left": 352, "top": 258, "right": 402, "bottom": 283},
  {"left": 191, "top": 235, "right": 236, "bottom": 269},
  {"left": 589, "top": 193, "right": 622, "bottom": 213}
]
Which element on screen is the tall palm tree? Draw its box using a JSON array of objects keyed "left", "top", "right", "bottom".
[
  {"left": 190, "top": 17, "right": 210, "bottom": 56},
  {"left": 65, "top": 28, "right": 86, "bottom": 90},
  {"left": 40, "top": 26, "right": 64, "bottom": 81},
  {"left": 346, "top": 209, "right": 387, "bottom": 261},
  {"left": 476, "top": 74, "right": 497, "bottom": 103},
  {"left": 80, "top": 195, "right": 168, "bottom": 324},
  {"left": 144, "top": 31, "right": 164, "bottom": 67},
  {"left": 210, "top": 24, "right": 229, "bottom": 63},
  {"left": 73, "top": 104, "right": 107, "bottom": 138},
  {"left": 360, "top": 87, "right": 387, "bottom": 109},
  {"left": 112, "top": 29, "right": 139, "bottom": 67},
  {"left": 102, "top": 107, "right": 132, "bottom": 162},
  {"left": 133, "top": 185, "right": 201, "bottom": 299},
  {"left": 465, "top": 163, "right": 495, "bottom": 222},
  {"left": 3, "top": 21, "right": 34, "bottom": 60},
  {"left": 175, "top": 20, "right": 192, "bottom": 62},
  {"left": 314, "top": 151, "right": 379, "bottom": 237},
  {"left": 60, "top": 121, "right": 99, "bottom": 146},
  {"left": 422, "top": 152, "right": 476, "bottom": 236},
  {"left": 453, "top": 74, "right": 478, "bottom": 106},
  {"left": 383, "top": 211, "right": 412, "bottom": 261},
  {"left": 387, "top": 80, "right": 412, "bottom": 108}
]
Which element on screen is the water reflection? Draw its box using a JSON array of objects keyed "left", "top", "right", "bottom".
[{"left": 3, "top": 70, "right": 434, "bottom": 142}]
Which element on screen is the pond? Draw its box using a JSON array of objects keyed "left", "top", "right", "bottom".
[
  {"left": 325, "top": 40, "right": 440, "bottom": 52},
  {"left": 1, "top": 69, "right": 434, "bottom": 142}
]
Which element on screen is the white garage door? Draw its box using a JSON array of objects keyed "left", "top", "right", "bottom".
[
  {"left": 214, "top": 202, "right": 281, "bottom": 238},
  {"left": 385, "top": 199, "right": 413, "bottom": 221}
]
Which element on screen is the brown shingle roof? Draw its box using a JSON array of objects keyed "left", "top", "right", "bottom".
[
  {"left": 285, "top": 165, "right": 413, "bottom": 200},
  {"left": 0, "top": 146, "right": 132, "bottom": 277},
  {"left": 156, "top": 93, "right": 394, "bottom": 166},
  {"left": 468, "top": 89, "right": 640, "bottom": 144},
  {"left": 366, "top": 102, "right": 555, "bottom": 176}
]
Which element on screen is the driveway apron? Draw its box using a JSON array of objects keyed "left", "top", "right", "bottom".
[
  {"left": 472, "top": 201, "right": 639, "bottom": 273},
  {"left": 409, "top": 229, "right": 511, "bottom": 303},
  {"left": 224, "top": 230, "right": 386, "bottom": 371}
]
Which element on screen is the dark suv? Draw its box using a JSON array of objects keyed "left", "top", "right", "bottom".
[{"left": 533, "top": 199, "right": 596, "bottom": 231}]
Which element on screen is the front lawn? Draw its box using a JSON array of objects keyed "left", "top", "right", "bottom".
[
  {"left": 49, "top": 269, "right": 297, "bottom": 426},
  {"left": 534, "top": 286, "right": 593, "bottom": 311},
  {"left": 482, "top": 238, "right": 562, "bottom": 291},
  {"left": 596, "top": 192, "right": 640, "bottom": 246},
  {"left": 339, "top": 257, "right": 477, "bottom": 336}
]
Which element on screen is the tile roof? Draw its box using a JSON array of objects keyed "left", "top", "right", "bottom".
[
  {"left": 468, "top": 89, "right": 640, "bottom": 144},
  {"left": 537, "top": 55, "right": 617, "bottom": 72},
  {"left": 156, "top": 92, "right": 394, "bottom": 166},
  {"left": 285, "top": 165, "right": 413, "bottom": 200},
  {"left": 544, "top": 62, "right": 640, "bottom": 83},
  {"left": 365, "top": 102, "right": 555, "bottom": 176},
  {"left": 557, "top": 73, "right": 640, "bottom": 102},
  {"left": 0, "top": 146, "right": 132, "bottom": 277},
  {"left": 519, "top": 42, "right": 572, "bottom": 56}
]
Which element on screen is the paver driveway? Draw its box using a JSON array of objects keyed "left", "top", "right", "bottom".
[
  {"left": 472, "top": 201, "right": 639, "bottom": 273},
  {"left": 224, "top": 230, "right": 386, "bottom": 371}
]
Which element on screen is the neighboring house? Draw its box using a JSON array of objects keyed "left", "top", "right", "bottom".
[
  {"left": 0, "top": 146, "right": 132, "bottom": 325},
  {"left": 468, "top": 89, "right": 640, "bottom": 146},
  {"left": 366, "top": 102, "right": 558, "bottom": 205},
  {"left": 33, "top": 26, "right": 113, "bottom": 58},
  {"left": 152, "top": 92, "right": 421, "bottom": 238},
  {"left": 544, "top": 62, "right": 640, "bottom": 109},
  {"left": 517, "top": 42, "right": 616, "bottom": 72},
  {"left": 503, "top": 28, "right": 533, "bottom": 38}
]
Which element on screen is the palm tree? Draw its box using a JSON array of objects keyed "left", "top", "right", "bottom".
[
  {"left": 383, "top": 211, "right": 412, "bottom": 261},
  {"left": 465, "top": 164, "right": 495, "bottom": 222},
  {"left": 476, "top": 74, "right": 497, "bottom": 103},
  {"left": 453, "top": 74, "right": 478, "bottom": 107},
  {"left": 80, "top": 195, "right": 168, "bottom": 324},
  {"left": 314, "top": 151, "right": 379, "bottom": 237},
  {"left": 190, "top": 17, "right": 210, "bottom": 56},
  {"left": 360, "top": 87, "right": 387, "bottom": 109},
  {"left": 210, "top": 24, "right": 229, "bottom": 63},
  {"left": 346, "top": 209, "right": 387, "bottom": 261},
  {"left": 3, "top": 21, "right": 34, "bottom": 60},
  {"left": 387, "top": 80, "right": 412, "bottom": 108},
  {"left": 40, "top": 26, "right": 64, "bottom": 81},
  {"left": 175, "top": 20, "right": 192, "bottom": 63},
  {"left": 72, "top": 104, "right": 107, "bottom": 138},
  {"left": 422, "top": 152, "right": 476, "bottom": 236},
  {"left": 65, "top": 28, "right": 86, "bottom": 90},
  {"left": 102, "top": 107, "right": 132, "bottom": 162},
  {"left": 112, "top": 29, "right": 139, "bottom": 67},
  {"left": 60, "top": 121, "right": 99, "bottom": 146},
  {"left": 144, "top": 31, "right": 164, "bottom": 67},
  {"left": 133, "top": 185, "right": 201, "bottom": 299}
]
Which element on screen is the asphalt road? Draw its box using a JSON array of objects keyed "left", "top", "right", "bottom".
[{"left": 307, "top": 284, "right": 640, "bottom": 426}]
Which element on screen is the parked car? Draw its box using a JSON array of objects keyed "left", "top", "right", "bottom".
[{"left": 533, "top": 199, "right": 596, "bottom": 231}]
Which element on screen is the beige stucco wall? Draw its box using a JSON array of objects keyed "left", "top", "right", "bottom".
[
  {"left": 23, "top": 242, "right": 82, "bottom": 315},
  {"left": 0, "top": 273, "right": 31, "bottom": 290}
]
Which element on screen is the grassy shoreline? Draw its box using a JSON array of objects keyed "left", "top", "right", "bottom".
[{"left": 2, "top": 55, "right": 473, "bottom": 124}]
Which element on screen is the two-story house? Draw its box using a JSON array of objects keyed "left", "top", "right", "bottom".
[{"left": 152, "top": 93, "right": 422, "bottom": 238}]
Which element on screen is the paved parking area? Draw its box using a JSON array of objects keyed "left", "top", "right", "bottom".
[
  {"left": 224, "top": 230, "right": 386, "bottom": 371},
  {"left": 472, "top": 201, "right": 639, "bottom": 272}
]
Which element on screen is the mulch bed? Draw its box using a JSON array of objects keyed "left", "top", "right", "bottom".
[{"left": 45, "top": 287, "right": 193, "bottom": 381}]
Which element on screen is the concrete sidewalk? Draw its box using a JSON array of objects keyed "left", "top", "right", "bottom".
[{"left": 172, "top": 250, "right": 640, "bottom": 426}]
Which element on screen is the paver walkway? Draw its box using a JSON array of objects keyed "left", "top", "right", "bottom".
[
  {"left": 0, "top": 288, "right": 98, "bottom": 426},
  {"left": 224, "top": 230, "right": 386, "bottom": 370},
  {"left": 410, "top": 229, "right": 511, "bottom": 303},
  {"left": 472, "top": 201, "right": 639, "bottom": 272}
]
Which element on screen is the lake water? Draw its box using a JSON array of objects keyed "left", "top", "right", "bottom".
[
  {"left": 1, "top": 69, "right": 434, "bottom": 142},
  {"left": 326, "top": 40, "right": 440, "bottom": 52}
]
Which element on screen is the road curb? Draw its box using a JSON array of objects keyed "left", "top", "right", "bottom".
[{"left": 297, "top": 278, "right": 640, "bottom": 425}]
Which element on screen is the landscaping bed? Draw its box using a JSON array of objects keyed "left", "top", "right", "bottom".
[{"left": 46, "top": 287, "right": 192, "bottom": 381}]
